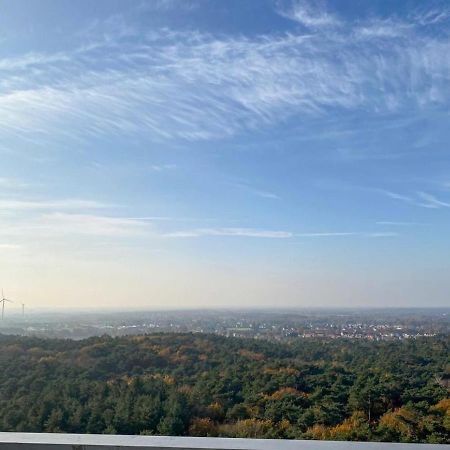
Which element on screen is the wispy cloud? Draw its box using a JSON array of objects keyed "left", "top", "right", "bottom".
[
  {"left": 150, "top": 164, "right": 177, "bottom": 172},
  {"left": 0, "top": 199, "right": 109, "bottom": 210},
  {"left": 251, "top": 190, "right": 280, "bottom": 200},
  {"left": 0, "top": 203, "right": 399, "bottom": 242},
  {"left": 0, "top": 213, "right": 149, "bottom": 239},
  {"left": 365, "top": 232, "right": 398, "bottom": 238},
  {"left": 39, "top": 213, "right": 148, "bottom": 237},
  {"left": 417, "top": 192, "right": 450, "bottom": 209},
  {"left": 354, "top": 18, "right": 412, "bottom": 40},
  {"left": 410, "top": 7, "right": 450, "bottom": 26},
  {"left": 296, "top": 231, "right": 398, "bottom": 238},
  {"left": 0, "top": 3, "right": 449, "bottom": 145},
  {"left": 163, "top": 227, "right": 293, "bottom": 239},
  {"left": 376, "top": 221, "right": 426, "bottom": 226},
  {"left": 380, "top": 189, "right": 450, "bottom": 209},
  {"left": 381, "top": 190, "right": 415, "bottom": 204},
  {"left": 277, "top": 1, "right": 341, "bottom": 28},
  {"left": 163, "top": 228, "right": 397, "bottom": 239},
  {"left": 295, "top": 232, "right": 355, "bottom": 237},
  {"left": 232, "top": 182, "right": 280, "bottom": 200}
]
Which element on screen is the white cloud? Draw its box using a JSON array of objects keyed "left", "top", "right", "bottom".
[
  {"left": 365, "top": 232, "right": 398, "bottom": 238},
  {"left": 232, "top": 182, "right": 280, "bottom": 200},
  {"left": 354, "top": 19, "right": 412, "bottom": 39},
  {"left": 380, "top": 189, "right": 450, "bottom": 209},
  {"left": 417, "top": 191, "right": 450, "bottom": 208},
  {"left": 0, "top": 7, "right": 449, "bottom": 144},
  {"left": 295, "top": 231, "right": 398, "bottom": 238},
  {"left": 0, "top": 199, "right": 109, "bottom": 210},
  {"left": 163, "top": 228, "right": 398, "bottom": 239},
  {"left": 38, "top": 213, "right": 149, "bottom": 237},
  {"left": 295, "top": 232, "right": 355, "bottom": 237},
  {"left": 163, "top": 227, "right": 293, "bottom": 239},
  {"left": 0, "top": 213, "right": 149, "bottom": 239},
  {"left": 252, "top": 190, "right": 280, "bottom": 200},
  {"left": 150, "top": 164, "right": 177, "bottom": 172},
  {"left": 381, "top": 190, "right": 415, "bottom": 204},
  {"left": 410, "top": 7, "right": 450, "bottom": 26},
  {"left": 376, "top": 221, "right": 426, "bottom": 226},
  {"left": 278, "top": 1, "right": 341, "bottom": 28}
]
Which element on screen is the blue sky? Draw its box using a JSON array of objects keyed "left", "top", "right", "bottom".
[{"left": 1, "top": 0, "right": 450, "bottom": 309}]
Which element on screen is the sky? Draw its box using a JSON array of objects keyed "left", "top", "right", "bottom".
[{"left": 0, "top": 0, "right": 450, "bottom": 310}]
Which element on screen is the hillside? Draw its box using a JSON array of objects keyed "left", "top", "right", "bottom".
[{"left": 0, "top": 333, "right": 448, "bottom": 443}]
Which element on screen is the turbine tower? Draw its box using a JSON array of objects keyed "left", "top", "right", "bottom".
[
  {"left": 0, "top": 289, "right": 13, "bottom": 320},
  {"left": 22, "top": 303, "right": 25, "bottom": 317}
]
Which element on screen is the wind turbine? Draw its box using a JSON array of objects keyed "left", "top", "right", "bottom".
[
  {"left": 22, "top": 303, "right": 25, "bottom": 317},
  {"left": 0, "top": 289, "right": 13, "bottom": 320}
]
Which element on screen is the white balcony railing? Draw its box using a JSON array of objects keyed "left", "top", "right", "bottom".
[{"left": 0, "top": 433, "right": 447, "bottom": 450}]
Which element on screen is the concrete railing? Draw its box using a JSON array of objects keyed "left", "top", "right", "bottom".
[{"left": 0, "top": 433, "right": 448, "bottom": 450}]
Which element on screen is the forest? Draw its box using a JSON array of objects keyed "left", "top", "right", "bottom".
[{"left": 0, "top": 333, "right": 448, "bottom": 443}]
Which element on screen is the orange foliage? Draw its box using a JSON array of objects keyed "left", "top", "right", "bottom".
[
  {"left": 189, "top": 418, "right": 217, "bottom": 436},
  {"left": 265, "top": 387, "right": 306, "bottom": 400},
  {"left": 234, "top": 418, "right": 274, "bottom": 438},
  {"left": 238, "top": 349, "right": 265, "bottom": 361},
  {"left": 306, "top": 424, "right": 330, "bottom": 439},
  {"left": 178, "top": 384, "right": 193, "bottom": 395},
  {"left": 330, "top": 412, "right": 366, "bottom": 436},
  {"left": 430, "top": 398, "right": 450, "bottom": 415},
  {"left": 306, "top": 412, "right": 367, "bottom": 440},
  {"left": 379, "top": 406, "right": 421, "bottom": 437}
]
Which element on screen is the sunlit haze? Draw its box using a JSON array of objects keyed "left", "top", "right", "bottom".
[{"left": 1, "top": 0, "right": 450, "bottom": 310}]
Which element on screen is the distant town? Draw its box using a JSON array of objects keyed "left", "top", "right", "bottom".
[{"left": 0, "top": 308, "right": 447, "bottom": 341}]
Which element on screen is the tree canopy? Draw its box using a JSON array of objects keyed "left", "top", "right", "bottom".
[{"left": 0, "top": 333, "right": 448, "bottom": 443}]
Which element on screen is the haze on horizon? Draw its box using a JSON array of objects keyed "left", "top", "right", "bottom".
[{"left": 1, "top": 0, "right": 450, "bottom": 310}]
